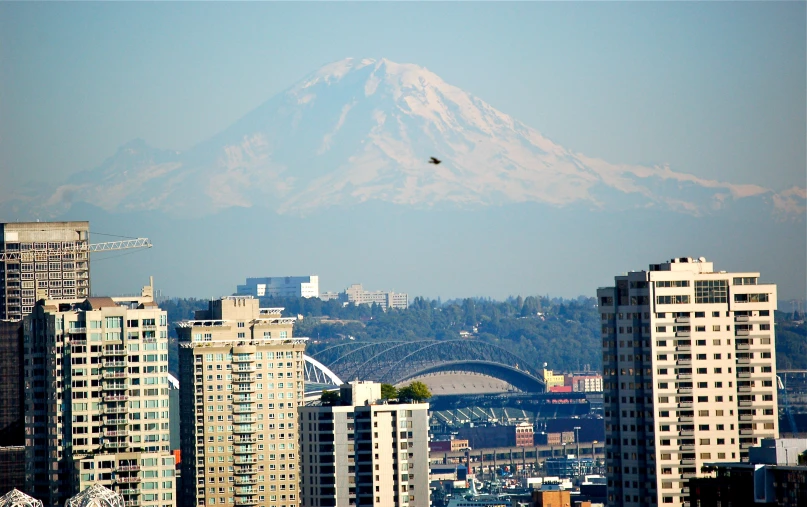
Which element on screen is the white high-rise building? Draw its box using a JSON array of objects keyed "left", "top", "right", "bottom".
[
  {"left": 176, "top": 297, "right": 306, "bottom": 507},
  {"left": 298, "top": 381, "right": 430, "bottom": 507},
  {"left": 24, "top": 283, "right": 175, "bottom": 507},
  {"left": 236, "top": 277, "right": 319, "bottom": 299},
  {"left": 598, "top": 257, "right": 778, "bottom": 507}
]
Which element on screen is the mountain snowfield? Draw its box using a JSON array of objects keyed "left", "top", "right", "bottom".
[{"left": 30, "top": 58, "right": 807, "bottom": 218}]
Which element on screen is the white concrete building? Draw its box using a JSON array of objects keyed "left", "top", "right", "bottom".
[
  {"left": 598, "top": 257, "right": 778, "bottom": 507},
  {"left": 320, "top": 284, "right": 408, "bottom": 310},
  {"left": 236, "top": 277, "right": 319, "bottom": 299},
  {"left": 299, "top": 381, "right": 429, "bottom": 507},
  {"left": 176, "top": 297, "right": 306, "bottom": 507},
  {"left": 24, "top": 284, "right": 175, "bottom": 507}
]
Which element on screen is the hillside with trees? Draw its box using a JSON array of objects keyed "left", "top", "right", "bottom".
[{"left": 159, "top": 296, "right": 807, "bottom": 377}]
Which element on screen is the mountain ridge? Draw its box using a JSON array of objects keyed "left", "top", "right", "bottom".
[{"left": 8, "top": 57, "right": 805, "bottom": 220}]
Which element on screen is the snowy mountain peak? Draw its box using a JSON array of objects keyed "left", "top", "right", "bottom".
[{"left": 29, "top": 57, "right": 806, "bottom": 219}]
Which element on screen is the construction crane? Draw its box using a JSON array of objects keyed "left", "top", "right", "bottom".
[
  {"left": 777, "top": 375, "right": 798, "bottom": 436},
  {"left": 0, "top": 238, "right": 152, "bottom": 261}
]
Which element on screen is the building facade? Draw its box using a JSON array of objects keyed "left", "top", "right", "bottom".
[
  {"left": 0, "top": 222, "right": 90, "bottom": 321},
  {"left": 0, "top": 320, "right": 24, "bottom": 445},
  {"left": 298, "top": 381, "right": 430, "bottom": 507},
  {"left": 236, "top": 277, "right": 319, "bottom": 299},
  {"left": 320, "top": 284, "right": 408, "bottom": 310},
  {"left": 688, "top": 438, "right": 807, "bottom": 507},
  {"left": 599, "top": 257, "right": 778, "bottom": 507},
  {"left": 177, "top": 297, "right": 305, "bottom": 507},
  {"left": 24, "top": 290, "right": 175, "bottom": 507}
]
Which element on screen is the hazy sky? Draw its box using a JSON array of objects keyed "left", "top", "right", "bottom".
[{"left": 1, "top": 1, "right": 804, "bottom": 194}]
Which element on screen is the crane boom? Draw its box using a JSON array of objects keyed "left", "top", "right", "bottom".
[{"left": 0, "top": 238, "right": 152, "bottom": 261}]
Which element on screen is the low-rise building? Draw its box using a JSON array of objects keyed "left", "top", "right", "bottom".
[
  {"left": 457, "top": 423, "right": 534, "bottom": 449},
  {"left": 320, "top": 283, "right": 408, "bottom": 310},
  {"left": 236, "top": 276, "right": 319, "bottom": 298},
  {"left": 688, "top": 438, "right": 807, "bottom": 507}
]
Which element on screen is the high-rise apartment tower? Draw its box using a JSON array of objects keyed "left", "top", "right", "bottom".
[
  {"left": 1, "top": 221, "right": 90, "bottom": 321},
  {"left": 598, "top": 257, "right": 778, "bottom": 507},
  {"left": 177, "top": 297, "right": 306, "bottom": 507},
  {"left": 24, "top": 286, "right": 175, "bottom": 507},
  {"left": 298, "top": 381, "right": 430, "bottom": 507}
]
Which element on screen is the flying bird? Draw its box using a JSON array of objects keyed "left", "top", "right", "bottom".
[{"left": 429, "top": 157, "right": 441, "bottom": 165}]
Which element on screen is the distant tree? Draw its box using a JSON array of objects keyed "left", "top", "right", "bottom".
[
  {"left": 320, "top": 390, "right": 341, "bottom": 406},
  {"left": 381, "top": 383, "right": 398, "bottom": 400},
  {"left": 398, "top": 381, "right": 432, "bottom": 402}
]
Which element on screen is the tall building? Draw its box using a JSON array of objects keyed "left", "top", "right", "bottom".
[
  {"left": 24, "top": 285, "right": 175, "bottom": 507},
  {"left": 176, "top": 297, "right": 306, "bottom": 507},
  {"left": 598, "top": 257, "right": 778, "bottom": 507},
  {"left": 320, "top": 283, "right": 408, "bottom": 310},
  {"left": 236, "top": 277, "right": 319, "bottom": 299},
  {"left": 0, "top": 320, "right": 24, "bottom": 445},
  {"left": 298, "top": 381, "right": 430, "bottom": 507},
  {"left": 0, "top": 221, "right": 90, "bottom": 321}
]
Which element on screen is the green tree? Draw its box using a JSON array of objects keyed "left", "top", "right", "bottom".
[
  {"left": 381, "top": 383, "right": 398, "bottom": 400},
  {"left": 320, "top": 390, "right": 341, "bottom": 406},
  {"left": 398, "top": 381, "right": 432, "bottom": 402}
]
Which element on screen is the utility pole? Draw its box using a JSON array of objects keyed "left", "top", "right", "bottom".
[{"left": 574, "top": 426, "right": 581, "bottom": 479}]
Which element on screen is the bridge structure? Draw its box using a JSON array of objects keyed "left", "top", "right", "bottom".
[{"left": 305, "top": 339, "right": 547, "bottom": 393}]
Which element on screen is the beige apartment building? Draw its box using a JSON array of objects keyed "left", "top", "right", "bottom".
[
  {"left": 177, "top": 297, "right": 306, "bottom": 507},
  {"left": 298, "top": 381, "right": 430, "bottom": 507},
  {"left": 598, "top": 257, "right": 778, "bottom": 507},
  {"left": 1, "top": 221, "right": 90, "bottom": 321},
  {"left": 24, "top": 283, "right": 175, "bottom": 507}
]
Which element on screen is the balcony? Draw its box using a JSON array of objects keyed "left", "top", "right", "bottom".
[
  {"left": 70, "top": 339, "right": 87, "bottom": 345},
  {"left": 235, "top": 437, "right": 256, "bottom": 445},
  {"left": 68, "top": 327, "right": 87, "bottom": 334},
  {"left": 104, "top": 361, "right": 126, "bottom": 368},
  {"left": 680, "top": 458, "right": 696, "bottom": 465},
  {"left": 735, "top": 330, "right": 750, "bottom": 337},
  {"left": 678, "top": 373, "right": 692, "bottom": 380},
  {"left": 116, "top": 465, "right": 141, "bottom": 472},
  {"left": 104, "top": 395, "right": 129, "bottom": 402},
  {"left": 118, "top": 489, "right": 139, "bottom": 496},
  {"left": 124, "top": 502, "right": 140, "bottom": 507},
  {"left": 104, "top": 384, "right": 128, "bottom": 391},
  {"left": 236, "top": 386, "right": 255, "bottom": 394},
  {"left": 677, "top": 388, "right": 693, "bottom": 395},
  {"left": 103, "top": 371, "right": 127, "bottom": 379},
  {"left": 737, "top": 358, "right": 750, "bottom": 365},
  {"left": 235, "top": 457, "right": 257, "bottom": 465},
  {"left": 105, "top": 430, "right": 129, "bottom": 437},
  {"left": 233, "top": 397, "right": 253, "bottom": 404},
  {"left": 235, "top": 416, "right": 256, "bottom": 424},
  {"left": 233, "top": 356, "right": 255, "bottom": 363},
  {"left": 104, "top": 418, "right": 127, "bottom": 425},
  {"left": 233, "top": 426, "right": 255, "bottom": 434},
  {"left": 736, "top": 343, "right": 750, "bottom": 350},
  {"left": 738, "top": 386, "right": 751, "bottom": 393},
  {"left": 735, "top": 316, "right": 749, "bottom": 323},
  {"left": 233, "top": 375, "right": 255, "bottom": 383},
  {"left": 103, "top": 349, "right": 127, "bottom": 357},
  {"left": 234, "top": 499, "right": 259, "bottom": 506},
  {"left": 739, "top": 414, "right": 753, "bottom": 421},
  {"left": 680, "top": 444, "right": 695, "bottom": 451},
  {"left": 740, "top": 429, "right": 753, "bottom": 435},
  {"left": 104, "top": 442, "right": 129, "bottom": 450},
  {"left": 675, "top": 331, "right": 691, "bottom": 338},
  {"left": 678, "top": 416, "right": 693, "bottom": 423},
  {"left": 233, "top": 406, "right": 255, "bottom": 415},
  {"left": 235, "top": 478, "right": 257, "bottom": 486},
  {"left": 737, "top": 372, "right": 751, "bottom": 378},
  {"left": 103, "top": 407, "right": 128, "bottom": 415},
  {"left": 235, "top": 367, "right": 256, "bottom": 373},
  {"left": 233, "top": 468, "right": 257, "bottom": 475},
  {"left": 234, "top": 447, "right": 256, "bottom": 455},
  {"left": 679, "top": 430, "right": 694, "bottom": 437},
  {"left": 677, "top": 402, "right": 693, "bottom": 409},
  {"left": 739, "top": 400, "right": 752, "bottom": 407},
  {"left": 116, "top": 476, "right": 142, "bottom": 484}
]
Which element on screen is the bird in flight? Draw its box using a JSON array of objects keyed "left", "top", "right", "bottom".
[{"left": 429, "top": 157, "right": 441, "bottom": 165}]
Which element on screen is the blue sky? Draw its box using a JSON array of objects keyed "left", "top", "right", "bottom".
[{"left": 1, "top": 1, "right": 804, "bottom": 193}]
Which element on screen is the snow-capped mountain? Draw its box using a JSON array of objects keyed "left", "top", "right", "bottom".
[{"left": 32, "top": 58, "right": 807, "bottom": 218}]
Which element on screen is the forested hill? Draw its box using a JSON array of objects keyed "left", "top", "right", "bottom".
[
  {"left": 160, "top": 296, "right": 603, "bottom": 374},
  {"left": 159, "top": 296, "right": 807, "bottom": 377}
]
